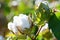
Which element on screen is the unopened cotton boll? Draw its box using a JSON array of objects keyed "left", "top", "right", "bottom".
[{"left": 18, "top": 14, "right": 31, "bottom": 30}]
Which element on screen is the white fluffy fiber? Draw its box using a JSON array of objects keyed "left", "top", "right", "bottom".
[
  {"left": 8, "top": 22, "right": 18, "bottom": 34},
  {"left": 8, "top": 14, "right": 31, "bottom": 34}
]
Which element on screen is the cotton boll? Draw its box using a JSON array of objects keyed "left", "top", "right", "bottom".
[
  {"left": 18, "top": 14, "right": 31, "bottom": 30},
  {"left": 20, "top": 17, "right": 30, "bottom": 29},
  {"left": 9, "top": 14, "right": 32, "bottom": 34}
]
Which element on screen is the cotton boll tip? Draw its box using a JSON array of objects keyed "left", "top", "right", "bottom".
[
  {"left": 17, "top": 14, "right": 32, "bottom": 33},
  {"left": 8, "top": 22, "right": 13, "bottom": 31}
]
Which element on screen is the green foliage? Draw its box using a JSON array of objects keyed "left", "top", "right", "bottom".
[
  {"left": 56, "top": 4, "right": 60, "bottom": 10},
  {"left": 48, "top": 11, "right": 60, "bottom": 40},
  {"left": 1, "top": 0, "right": 60, "bottom": 40},
  {"left": 37, "top": 3, "right": 51, "bottom": 21},
  {"left": 31, "top": 25, "right": 38, "bottom": 35},
  {"left": 4, "top": 4, "right": 10, "bottom": 16},
  {"left": 36, "top": 34, "right": 44, "bottom": 40}
]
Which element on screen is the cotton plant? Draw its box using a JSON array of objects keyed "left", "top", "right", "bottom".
[
  {"left": 8, "top": 14, "right": 32, "bottom": 35},
  {"left": 7, "top": 0, "right": 55, "bottom": 40}
]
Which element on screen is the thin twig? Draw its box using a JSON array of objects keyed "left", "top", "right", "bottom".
[{"left": 32, "top": 26, "right": 43, "bottom": 40}]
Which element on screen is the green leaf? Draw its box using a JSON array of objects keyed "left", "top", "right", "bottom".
[
  {"left": 56, "top": 4, "right": 60, "bottom": 10},
  {"left": 18, "top": 1, "right": 28, "bottom": 13},
  {"left": 31, "top": 25, "right": 38, "bottom": 35},
  {"left": 48, "top": 12, "right": 60, "bottom": 40},
  {"left": 28, "top": 25, "right": 38, "bottom": 39},
  {"left": 37, "top": 3, "right": 51, "bottom": 21},
  {"left": 3, "top": 4, "right": 10, "bottom": 16},
  {"left": 36, "top": 34, "right": 44, "bottom": 40}
]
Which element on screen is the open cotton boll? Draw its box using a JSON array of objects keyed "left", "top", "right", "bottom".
[
  {"left": 18, "top": 14, "right": 31, "bottom": 30},
  {"left": 19, "top": 17, "right": 30, "bottom": 30},
  {"left": 13, "top": 16, "right": 23, "bottom": 27}
]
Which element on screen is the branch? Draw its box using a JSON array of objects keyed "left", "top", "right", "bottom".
[{"left": 32, "top": 26, "right": 43, "bottom": 40}]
